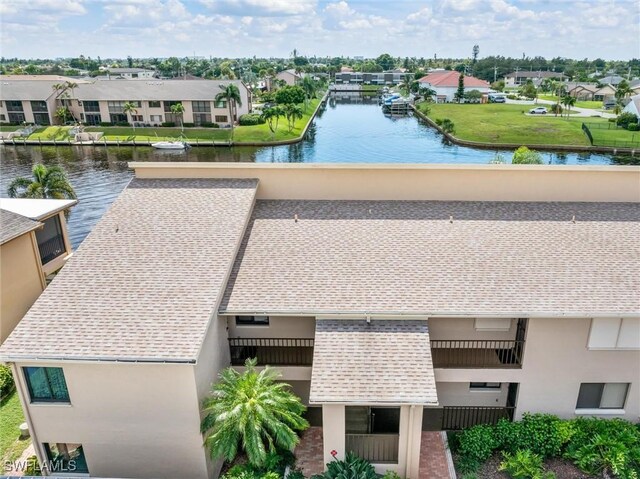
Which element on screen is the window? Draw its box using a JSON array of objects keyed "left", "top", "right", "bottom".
[
  {"left": 44, "top": 443, "right": 88, "bottom": 473},
  {"left": 35, "top": 215, "right": 66, "bottom": 264},
  {"left": 192, "top": 101, "right": 211, "bottom": 113},
  {"left": 23, "top": 367, "right": 70, "bottom": 403},
  {"left": 588, "top": 318, "right": 640, "bottom": 349},
  {"left": 215, "top": 99, "right": 227, "bottom": 108},
  {"left": 6, "top": 100, "right": 23, "bottom": 111},
  {"left": 576, "top": 383, "right": 629, "bottom": 410},
  {"left": 470, "top": 382, "right": 502, "bottom": 389},
  {"left": 235, "top": 315, "right": 269, "bottom": 326},
  {"left": 215, "top": 115, "right": 228, "bottom": 123},
  {"left": 131, "top": 115, "right": 143, "bottom": 122},
  {"left": 0, "top": 114, "right": 5, "bottom": 121},
  {"left": 30, "top": 101, "right": 48, "bottom": 112},
  {"left": 164, "top": 100, "right": 181, "bottom": 112},
  {"left": 150, "top": 115, "right": 162, "bottom": 123},
  {"left": 83, "top": 101, "right": 100, "bottom": 113},
  {"left": 107, "top": 101, "right": 124, "bottom": 113},
  {"left": 194, "top": 113, "right": 212, "bottom": 125},
  {"left": 148, "top": 101, "right": 161, "bottom": 108},
  {"left": 128, "top": 101, "right": 142, "bottom": 107}
]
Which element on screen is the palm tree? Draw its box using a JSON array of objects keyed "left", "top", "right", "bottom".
[
  {"left": 561, "top": 95, "right": 576, "bottom": 117},
  {"left": 123, "top": 102, "right": 139, "bottom": 131},
  {"left": 261, "top": 106, "right": 284, "bottom": 138},
  {"left": 283, "top": 103, "right": 304, "bottom": 132},
  {"left": 55, "top": 106, "right": 69, "bottom": 124},
  {"left": 215, "top": 84, "right": 243, "bottom": 142},
  {"left": 300, "top": 76, "right": 317, "bottom": 109},
  {"left": 201, "top": 358, "right": 308, "bottom": 467},
  {"left": 8, "top": 164, "right": 76, "bottom": 199},
  {"left": 170, "top": 103, "right": 185, "bottom": 132},
  {"left": 400, "top": 76, "right": 418, "bottom": 95}
]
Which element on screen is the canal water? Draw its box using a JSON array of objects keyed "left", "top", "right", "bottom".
[{"left": 1, "top": 94, "right": 636, "bottom": 248}]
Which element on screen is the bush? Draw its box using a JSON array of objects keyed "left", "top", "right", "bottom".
[
  {"left": 161, "top": 122, "right": 176, "bottom": 127},
  {"left": 99, "top": 122, "right": 112, "bottom": 127},
  {"left": 627, "top": 122, "right": 639, "bottom": 131},
  {"left": 182, "top": 122, "right": 195, "bottom": 128},
  {"left": 381, "top": 471, "right": 402, "bottom": 479},
  {"left": 239, "top": 113, "right": 265, "bottom": 126},
  {"left": 457, "top": 424, "right": 499, "bottom": 471},
  {"left": 616, "top": 112, "right": 639, "bottom": 129},
  {"left": 495, "top": 414, "right": 570, "bottom": 458},
  {"left": 200, "top": 122, "right": 219, "bottom": 128},
  {"left": 286, "top": 468, "right": 305, "bottom": 479},
  {"left": 498, "top": 450, "right": 556, "bottom": 479},
  {"left": 221, "top": 450, "right": 294, "bottom": 479},
  {"left": 435, "top": 117, "right": 455, "bottom": 134},
  {"left": 24, "top": 456, "right": 41, "bottom": 476},
  {"left": 512, "top": 146, "right": 543, "bottom": 164},
  {"left": 311, "top": 452, "right": 377, "bottom": 479},
  {"left": 0, "top": 365, "right": 14, "bottom": 399}
]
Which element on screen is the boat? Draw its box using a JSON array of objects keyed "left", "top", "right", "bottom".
[{"left": 151, "top": 141, "right": 189, "bottom": 150}]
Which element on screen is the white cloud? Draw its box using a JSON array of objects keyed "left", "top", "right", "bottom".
[{"left": 200, "top": 0, "right": 316, "bottom": 16}]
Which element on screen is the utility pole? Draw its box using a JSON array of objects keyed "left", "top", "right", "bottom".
[{"left": 493, "top": 65, "right": 498, "bottom": 83}]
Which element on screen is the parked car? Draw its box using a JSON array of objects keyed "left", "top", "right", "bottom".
[
  {"left": 603, "top": 100, "right": 617, "bottom": 110},
  {"left": 489, "top": 95, "right": 506, "bottom": 103},
  {"left": 529, "top": 107, "right": 548, "bottom": 114}
]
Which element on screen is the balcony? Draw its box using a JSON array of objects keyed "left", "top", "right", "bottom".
[
  {"left": 442, "top": 406, "right": 515, "bottom": 430},
  {"left": 228, "top": 338, "right": 314, "bottom": 366},
  {"left": 38, "top": 234, "right": 66, "bottom": 265},
  {"left": 430, "top": 339, "right": 524, "bottom": 368},
  {"left": 345, "top": 434, "right": 399, "bottom": 463}
]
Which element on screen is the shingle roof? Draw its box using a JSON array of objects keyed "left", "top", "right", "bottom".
[
  {"left": 505, "top": 71, "right": 564, "bottom": 79},
  {"left": 221, "top": 200, "right": 640, "bottom": 317},
  {"left": 310, "top": 319, "right": 437, "bottom": 404},
  {"left": 0, "top": 178, "right": 258, "bottom": 362},
  {"left": 418, "top": 71, "right": 490, "bottom": 88},
  {"left": 0, "top": 209, "right": 41, "bottom": 245}
]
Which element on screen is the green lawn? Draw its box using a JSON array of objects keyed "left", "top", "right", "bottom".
[
  {"left": 85, "top": 126, "right": 230, "bottom": 142},
  {"left": 537, "top": 95, "right": 603, "bottom": 110},
  {"left": 416, "top": 102, "right": 600, "bottom": 146},
  {"left": 28, "top": 126, "right": 72, "bottom": 140},
  {"left": 233, "top": 98, "right": 320, "bottom": 143},
  {"left": 0, "top": 125, "right": 22, "bottom": 132},
  {"left": 585, "top": 123, "right": 640, "bottom": 147},
  {"left": 0, "top": 390, "right": 30, "bottom": 463}
]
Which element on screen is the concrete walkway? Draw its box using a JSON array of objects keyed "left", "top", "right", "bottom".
[{"left": 294, "top": 427, "right": 325, "bottom": 477}]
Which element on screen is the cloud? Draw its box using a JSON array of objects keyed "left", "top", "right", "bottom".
[
  {"left": 200, "top": 0, "right": 316, "bottom": 16},
  {"left": 323, "top": 1, "right": 390, "bottom": 30}
]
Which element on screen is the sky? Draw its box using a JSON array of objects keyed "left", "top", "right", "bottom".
[{"left": 1, "top": 0, "right": 639, "bottom": 60}]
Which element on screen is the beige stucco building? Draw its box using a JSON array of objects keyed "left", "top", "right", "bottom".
[
  {"left": 0, "top": 77, "right": 251, "bottom": 127},
  {"left": 0, "top": 199, "right": 76, "bottom": 343},
  {"left": 0, "top": 164, "right": 638, "bottom": 478}
]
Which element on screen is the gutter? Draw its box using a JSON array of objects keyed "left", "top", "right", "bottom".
[{"left": 0, "top": 355, "right": 196, "bottom": 365}]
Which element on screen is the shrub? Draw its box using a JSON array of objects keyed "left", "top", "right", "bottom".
[
  {"left": 382, "top": 471, "right": 402, "bottom": 479},
  {"left": 239, "top": 113, "right": 265, "bottom": 126},
  {"left": 161, "top": 122, "right": 176, "bottom": 127},
  {"left": 311, "top": 452, "right": 377, "bottom": 479},
  {"left": 182, "top": 122, "right": 195, "bottom": 128},
  {"left": 435, "top": 118, "right": 455, "bottom": 134},
  {"left": 512, "top": 146, "right": 543, "bottom": 164},
  {"left": 286, "top": 468, "right": 305, "bottom": 479},
  {"left": 627, "top": 122, "right": 639, "bottom": 131},
  {"left": 0, "top": 365, "right": 14, "bottom": 399},
  {"left": 99, "top": 122, "right": 112, "bottom": 127},
  {"left": 24, "top": 456, "right": 41, "bottom": 476},
  {"left": 457, "top": 424, "right": 498, "bottom": 470},
  {"left": 616, "top": 112, "right": 639, "bottom": 129},
  {"left": 114, "top": 121, "right": 129, "bottom": 127},
  {"left": 498, "top": 450, "right": 556, "bottom": 479},
  {"left": 494, "top": 414, "right": 570, "bottom": 458}
]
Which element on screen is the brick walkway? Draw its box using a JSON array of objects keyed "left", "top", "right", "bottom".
[
  {"left": 419, "top": 431, "right": 453, "bottom": 479},
  {"left": 294, "top": 427, "right": 325, "bottom": 477}
]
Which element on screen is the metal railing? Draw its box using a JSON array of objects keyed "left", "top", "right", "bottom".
[
  {"left": 442, "top": 406, "right": 515, "bottom": 430},
  {"left": 38, "top": 235, "right": 66, "bottom": 265},
  {"left": 228, "top": 338, "right": 314, "bottom": 366},
  {"left": 431, "top": 340, "right": 524, "bottom": 368},
  {"left": 345, "top": 434, "right": 399, "bottom": 463}
]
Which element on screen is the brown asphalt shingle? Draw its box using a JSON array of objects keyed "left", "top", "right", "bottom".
[
  {"left": 221, "top": 200, "right": 640, "bottom": 316},
  {"left": 310, "top": 319, "right": 437, "bottom": 404},
  {"left": 0, "top": 178, "right": 258, "bottom": 362},
  {"left": 0, "top": 209, "right": 41, "bottom": 245}
]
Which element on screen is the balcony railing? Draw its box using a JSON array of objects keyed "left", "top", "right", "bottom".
[
  {"left": 228, "top": 338, "right": 314, "bottom": 366},
  {"left": 38, "top": 235, "right": 66, "bottom": 265},
  {"left": 345, "top": 434, "right": 399, "bottom": 463},
  {"left": 430, "top": 340, "right": 524, "bottom": 368},
  {"left": 442, "top": 406, "right": 515, "bottom": 430}
]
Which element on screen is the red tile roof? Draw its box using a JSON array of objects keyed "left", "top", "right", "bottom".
[{"left": 418, "top": 70, "right": 490, "bottom": 88}]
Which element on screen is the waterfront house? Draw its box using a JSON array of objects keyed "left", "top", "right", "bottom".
[
  {"left": 0, "top": 78, "right": 251, "bottom": 127},
  {"left": 334, "top": 71, "right": 411, "bottom": 85},
  {"left": 418, "top": 71, "right": 491, "bottom": 102},
  {"left": 593, "top": 84, "right": 617, "bottom": 102},
  {"left": 0, "top": 199, "right": 76, "bottom": 343},
  {"left": 276, "top": 69, "right": 303, "bottom": 86},
  {"left": 504, "top": 71, "right": 564, "bottom": 87},
  {"left": 0, "top": 164, "right": 638, "bottom": 478}
]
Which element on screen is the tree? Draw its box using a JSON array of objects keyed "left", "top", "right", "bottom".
[
  {"left": 561, "top": 95, "right": 576, "bottom": 117},
  {"left": 512, "top": 146, "right": 543, "bottom": 164},
  {"left": 216, "top": 84, "right": 243, "bottom": 141},
  {"left": 300, "top": 76, "right": 317, "bottom": 108},
  {"left": 127, "top": 55, "right": 133, "bottom": 68},
  {"left": 454, "top": 72, "right": 465, "bottom": 103},
  {"left": 283, "top": 103, "right": 303, "bottom": 132},
  {"left": 123, "top": 102, "right": 138, "bottom": 130},
  {"left": 519, "top": 80, "right": 538, "bottom": 101},
  {"left": 550, "top": 103, "right": 563, "bottom": 117},
  {"left": 8, "top": 164, "right": 76, "bottom": 200},
  {"left": 55, "top": 106, "right": 70, "bottom": 124},
  {"left": 472, "top": 45, "right": 480, "bottom": 65},
  {"left": 376, "top": 53, "right": 395, "bottom": 71},
  {"left": 491, "top": 80, "right": 505, "bottom": 92},
  {"left": 261, "top": 106, "right": 284, "bottom": 138},
  {"left": 275, "top": 85, "right": 305, "bottom": 105},
  {"left": 201, "top": 358, "right": 308, "bottom": 467},
  {"left": 615, "top": 80, "right": 632, "bottom": 104},
  {"left": 399, "top": 76, "right": 418, "bottom": 95},
  {"left": 170, "top": 102, "right": 185, "bottom": 132}
]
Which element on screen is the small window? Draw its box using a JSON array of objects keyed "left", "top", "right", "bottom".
[
  {"left": 44, "top": 443, "right": 88, "bottom": 473},
  {"left": 470, "top": 382, "right": 501, "bottom": 390},
  {"left": 23, "top": 367, "right": 70, "bottom": 403},
  {"left": 576, "top": 383, "right": 629, "bottom": 409},
  {"left": 235, "top": 315, "right": 269, "bottom": 326},
  {"left": 128, "top": 101, "right": 142, "bottom": 107},
  {"left": 215, "top": 115, "right": 228, "bottom": 123},
  {"left": 0, "top": 114, "right": 6, "bottom": 121},
  {"left": 215, "top": 100, "right": 227, "bottom": 108},
  {"left": 148, "top": 101, "right": 161, "bottom": 108}
]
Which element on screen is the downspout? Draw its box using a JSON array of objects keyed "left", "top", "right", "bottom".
[
  {"left": 10, "top": 363, "right": 45, "bottom": 467},
  {"left": 405, "top": 405, "right": 415, "bottom": 478}
]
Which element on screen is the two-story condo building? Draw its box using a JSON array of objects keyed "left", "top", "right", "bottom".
[
  {"left": 0, "top": 164, "right": 638, "bottom": 479},
  {"left": 334, "top": 71, "right": 411, "bottom": 85},
  {"left": 0, "top": 199, "right": 76, "bottom": 343},
  {"left": 0, "top": 77, "right": 251, "bottom": 127}
]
